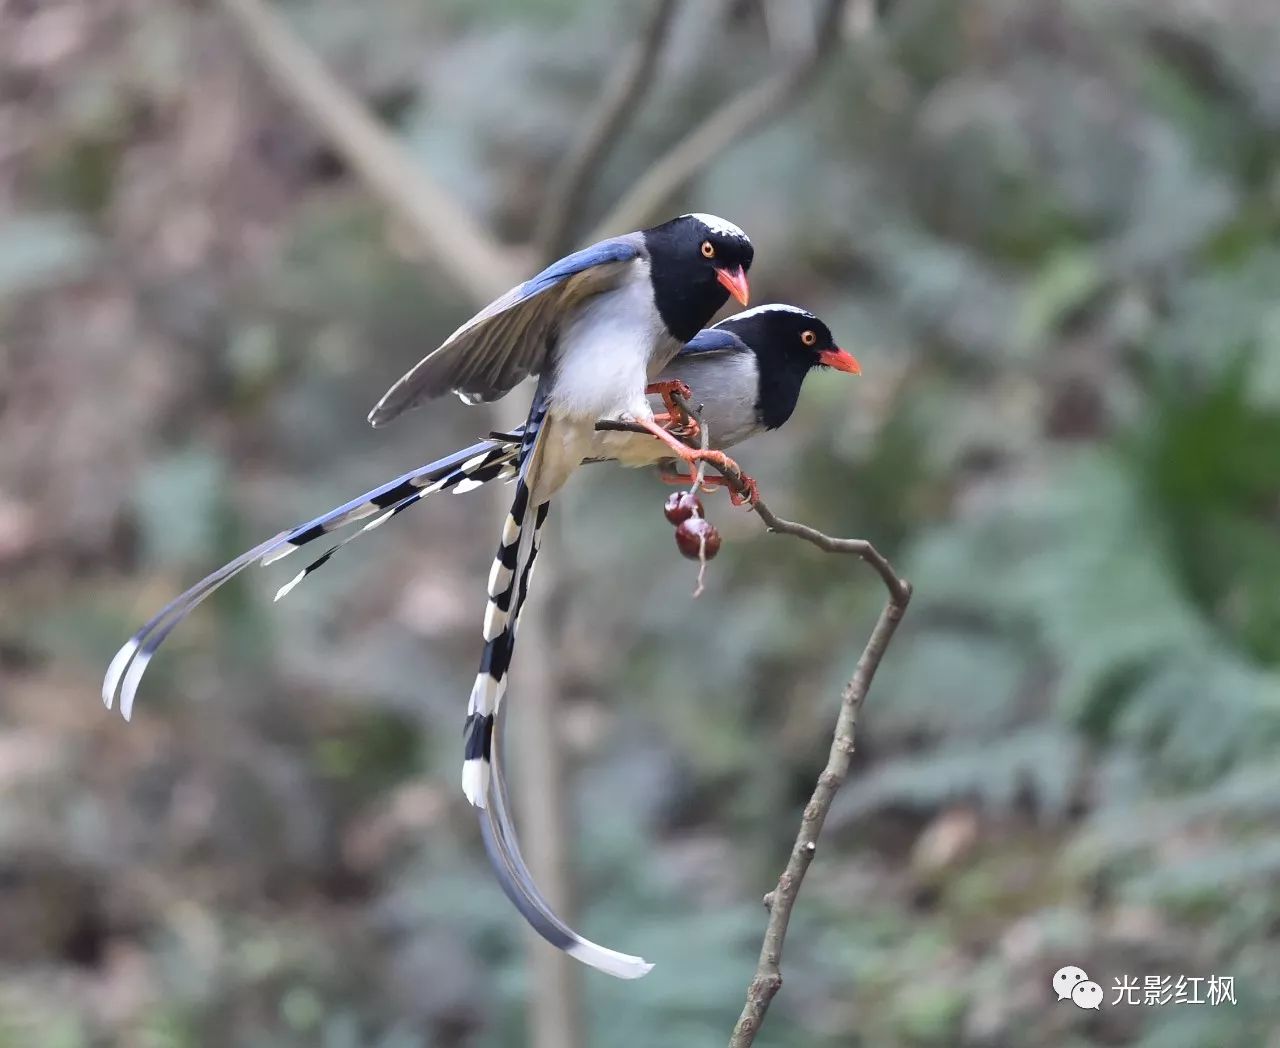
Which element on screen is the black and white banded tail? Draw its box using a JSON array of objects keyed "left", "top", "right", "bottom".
[
  {"left": 102, "top": 439, "right": 518, "bottom": 719},
  {"left": 461, "top": 476, "right": 550, "bottom": 807}
]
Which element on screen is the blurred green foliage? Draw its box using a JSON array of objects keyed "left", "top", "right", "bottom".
[{"left": 2, "top": 0, "right": 1279, "bottom": 1045}]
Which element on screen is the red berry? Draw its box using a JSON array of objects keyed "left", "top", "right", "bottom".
[
  {"left": 664, "top": 491, "right": 704, "bottom": 525},
  {"left": 675, "top": 517, "right": 721, "bottom": 561}
]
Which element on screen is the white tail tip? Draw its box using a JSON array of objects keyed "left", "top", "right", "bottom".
[
  {"left": 274, "top": 570, "right": 306, "bottom": 603},
  {"left": 462, "top": 759, "right": 489, "bottom": 809},
  {"left": 102, "top": 639, "right": 139, "bottom": 710},
  {"left": 567, "top": 941, "right": 654, "bottom": 979},
  {"left": 119, "top": 650, "right": 153, "bottom": 721}
]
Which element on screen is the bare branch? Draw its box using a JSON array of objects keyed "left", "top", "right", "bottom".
[
  {"left": 728, "top": 589, "right": 907, "bottom": 1046},
  {"left": 217, "top": 0, "right": 526, "bottom": 304},
  {"left": 595, "top": 399, "right": 911, "bottom": 1046},
  {"left": 586, "top": 0, "right": 851, "bottom": 240},
  {"left": 535, "top": 0, "right": 681, "bottom": 258}
]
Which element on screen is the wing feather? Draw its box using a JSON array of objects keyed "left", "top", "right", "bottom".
[
  {"left": 671, "top": 328, "right": 744, "bottom": 360},
  {"left": 368, "top": 237, "right": 642, "bottom": 425}
]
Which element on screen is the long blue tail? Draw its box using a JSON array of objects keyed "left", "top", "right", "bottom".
[{"left": 479, "top": 730, "right": 654, "bottom": 978}]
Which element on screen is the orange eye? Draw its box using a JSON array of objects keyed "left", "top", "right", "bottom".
[
  {"left": 801, "top": 330, "right": 817, "bottom": 346},
  {"left": 700, "top": 240, "right": 716, "bottom": 258}
]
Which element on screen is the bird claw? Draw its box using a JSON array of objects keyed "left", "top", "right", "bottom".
[
  {"left": 652, "top": 412, "right": 701, "bottom": 444},
  {"left": 658, "top": 456, "right": 758, "bottom": 506},
  {"left": 646, "top": 380, "right": 698, "bottom": 430},
  {"left": 727, "top": 474, "right": 759, "bottom": 507},
  {"left": 645, "top": 379, "right": 694, "bottom": 402}
]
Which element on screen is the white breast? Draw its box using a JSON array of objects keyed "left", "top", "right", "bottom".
[{"left": 550, "top": 262, "right": 666, "bottom": 422}]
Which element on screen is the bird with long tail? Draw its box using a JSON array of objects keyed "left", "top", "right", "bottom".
[
  {"left": 104, "top": 213, "right": 752, "bottom": 968},
  {"left": 102, "top": 296, "right": 859, "bottom": 978}
]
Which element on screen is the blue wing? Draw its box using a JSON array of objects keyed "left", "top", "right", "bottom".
[
  {"left": 369, "top": 236, "right": 642, "bottom": 424},
  {"left": 674, "top": 328, "right": 743, "bottom": 358},
  {"left": 517, "top": 238, "right": 639, "bottom": 299}
]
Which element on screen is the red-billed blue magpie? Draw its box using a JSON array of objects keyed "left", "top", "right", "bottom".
[
  {"left": 477, "top": 303, "right": 859, "bottom": 978},
  {"left": 103, "top": 215, "right": 753, "bottom": 786},
  {"left": 232, "top": 304, "right": 858, "bottom": 605},
  {"left": 98, "top": 300, "right": 864, "bottom": 732},
  {"left": 99, "top": 298, "right": 857, "bottom": 978}
]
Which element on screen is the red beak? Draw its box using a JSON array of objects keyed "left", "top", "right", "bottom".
[
  {"left": 818, "top": 348, "right": 861, "bottom": 374},
  {"left": 715, "top": 265, "right": 750, "bottom": 307}
]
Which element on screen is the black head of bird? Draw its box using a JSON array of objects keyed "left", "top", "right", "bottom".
[
  {"left": 715, "top": 304, "right": 861, "bottom": 431},
  {"left": 642, "top": 213, "right": 755, "bottom": 342}
]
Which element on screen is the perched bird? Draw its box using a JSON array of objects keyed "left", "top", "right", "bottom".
[
  {"left": 479, "top": 303, "right": 860, "bottom": 979},
  {"left": 599, "top": 302, "right": 860, "bottom": 482},
  {"left": 436, "top": 215, "right": 753, "bottom": 810},
  {"left": 99, "top": 302, "right": 853, "bottom": 720},
  {"left": 258, "top": 303, "right": 860, "bottom": 602},
  {"left": 98, "top": 299, "right": 856, "bottom": 979},
  {"left": 103, "top": 213, "right": 754, "bottom": 801}
]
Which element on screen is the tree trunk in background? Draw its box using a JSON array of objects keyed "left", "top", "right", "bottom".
[
  {"left": 491, "top": 399, "right": 583, "bottom": 1048},
  {"left": 515, "top": 549, "right": 583, "bottom": 1048}
]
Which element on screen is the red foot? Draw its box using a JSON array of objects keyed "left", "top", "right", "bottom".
[
  {"left": 645, "top": 379, "right": 694, "bottom": 401},
  {"left": 639, "top": 422, "right": 758, "bottom": 506},
  {"left": 658, "top": 462, "right": 718, "bottom": 493},
  {"left": 652, "top": 411, "right": 701, "bottom": 443},
  {"left": 727, "top": 473, "right": 759, "bottom": 507},
  {"left": 646, "top": 380, "right": 697, "bottom": 428}
]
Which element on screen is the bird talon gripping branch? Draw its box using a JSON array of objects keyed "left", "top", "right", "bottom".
[
  {"left": 658, "top": 467, "right": 757, "bottom": 504},
  {"left": 694, "top": 451, "right": 758, "bottom": 507},
  {"left": 635, "top": 422, "right": 759, "bottom": 505},
  {"left": 728, "top": 473, "right": 760, "bottom": 507},
  {"left": 645, "top": 378, "right": 696, "bottom": 421},
  {"left": 652, "top": 411, "right": 702, "bottom": 443}
]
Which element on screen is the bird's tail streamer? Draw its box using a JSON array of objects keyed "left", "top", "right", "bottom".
[
  {"left": 460, "top": 396, "right": 553, "bottom": 807},
  {"left": 460, "top": 476, "right": 550, "bottom": 807},
  {"left": 462, "top": 409, "right": 655, "bottom": 976},
  {"left": 479, "top": 726, "right": 655, "bottom": 979},
  {"left": 102, "top": 438, "right": 518, "bottom": 719}
]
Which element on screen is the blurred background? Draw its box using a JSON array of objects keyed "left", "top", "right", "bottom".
[{"left": 3, "top": 0, "right": 1280, "bottom": 1045}]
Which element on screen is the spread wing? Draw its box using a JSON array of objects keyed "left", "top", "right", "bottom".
[{"left": 368, "top": 236, "right": 643, "bottom": 426}]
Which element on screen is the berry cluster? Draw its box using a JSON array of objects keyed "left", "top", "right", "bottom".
[{"left": 664, "top": 491, "right": 722, "bottom": 568}]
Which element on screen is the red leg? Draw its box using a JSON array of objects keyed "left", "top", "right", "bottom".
[
  {"left": 645, "top": 379, "right": 694, "bottom": 406},
  {"left": 645, "top": 380, "right": 698, "bottom": 434},
  {"left": 651, "top": 411, "right": 702, "bottom": 442},
  {"left": 633, "top": 419, "right": 759, "bottom": 506},
  {"left": 658, "top": 462, "right": 718, "bottom": 493},
  {"left": 658, "top": 462, "right": 689, "bottom": 486}
]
